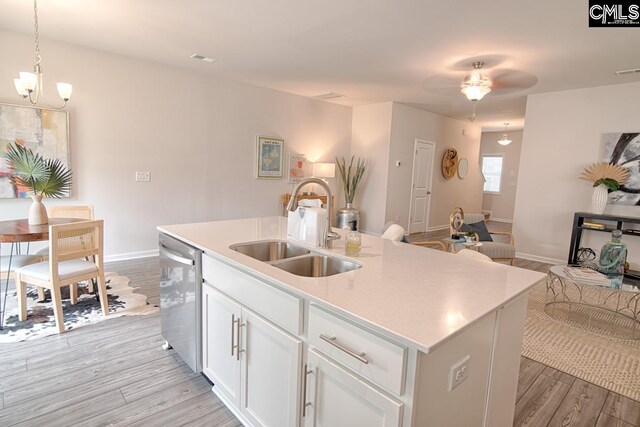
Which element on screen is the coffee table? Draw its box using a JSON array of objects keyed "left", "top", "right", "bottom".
[{"left": 545, "top": 265, "right": 640, "bottom": 339}]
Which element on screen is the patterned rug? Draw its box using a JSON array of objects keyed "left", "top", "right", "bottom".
[
  {"left": 0, "top": 272, "right": 157, "bottom": 342},
  {"left": 522, "top": 279, "right": 640, "bottom": 401}
]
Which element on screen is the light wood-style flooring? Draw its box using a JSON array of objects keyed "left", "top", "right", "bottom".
[{"left": 0, "top": 224, "right": 638, "bottom": 426}]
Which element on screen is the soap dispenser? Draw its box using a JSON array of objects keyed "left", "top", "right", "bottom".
[{"left": 345, "top": 220, "right": 361, "bottom": 256}]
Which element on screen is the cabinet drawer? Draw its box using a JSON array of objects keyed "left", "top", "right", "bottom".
[
  {"left": 203, "top": 254, "right": 303, "bottom": 335},
  {"left": 308, "top": 304, "right": 407, "bottom": 396}
]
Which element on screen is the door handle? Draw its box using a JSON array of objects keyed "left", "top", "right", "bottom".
[
  {"left": 236, "top": 320, "right": 244, "bottom": 361},
  {"left": 427, "top": 191, "right": 432, "bottom": 195}
]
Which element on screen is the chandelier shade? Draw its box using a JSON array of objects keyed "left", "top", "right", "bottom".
[{"left": 497, "top": 123, "right": 512, "bottom": 146}]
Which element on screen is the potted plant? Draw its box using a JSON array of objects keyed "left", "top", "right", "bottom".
[
  {"left": 335, "top": 156, "right": 366, "bottom": 230},
  {"left": 4, "top": 142, "right": 73, "bottom": 225},
  {"left": 580, "top": 162, "right": 629, "bottom": 214}
]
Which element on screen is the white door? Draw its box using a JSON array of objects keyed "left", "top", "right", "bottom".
[
  {"left": 241, "top": 308, "right": 302, "bottom": 427},
  {"left": 202, "top": 284, "right": 242, "bottom": 407},
  {"left": 408, "top": 140, "right": 435, "bottom": 234},
  {"left": 304, "top": 349, "right": 403, "bottom": 427}
]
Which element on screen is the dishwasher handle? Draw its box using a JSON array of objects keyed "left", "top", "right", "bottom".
[{"left": 159, "top": 244, "right": 195, "bottom": 266}]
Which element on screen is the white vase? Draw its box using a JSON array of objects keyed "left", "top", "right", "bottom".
[
  {"left": 28, "top": 194, "right": 49, "bottom": 225},
  {"left": 590, "top": 183, "right": 609, "bottom": 214}
]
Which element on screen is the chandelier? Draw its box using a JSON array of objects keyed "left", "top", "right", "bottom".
[
  {"left": 13, "top": 0, "right": 72, "bottom": 109},
  {"left": 498, "top": 123, "right": 512, "bottom": 146}
]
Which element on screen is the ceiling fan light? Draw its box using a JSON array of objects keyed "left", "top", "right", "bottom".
[{"left": 461, "top": 84, "right": 491, "bottom": 101}]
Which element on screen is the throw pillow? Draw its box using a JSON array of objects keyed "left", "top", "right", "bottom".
[{"left": 460, "top": 221, "right": 493, "bottom": 242}]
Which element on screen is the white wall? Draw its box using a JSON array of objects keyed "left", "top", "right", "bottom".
[
  {"left": 0, "top": 29, "right": 353, "bottom": 258},
  {"left": 480, "top": 130, "right": 523, "bottom": 222},
  {"left": 387, "top": 103, "right": 483, "bottom": 231},
  {"left": 350, "top": 102, "right": 483, "bottom": 234},
  {"left": 350, "top": 103, "right": 393, "bottom": 233},
  {"left": 513, "top": 81, "right": 640, "bottom": 266}
]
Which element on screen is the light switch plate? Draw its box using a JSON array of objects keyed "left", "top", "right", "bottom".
[
  {"left": 135, "top": 171, "right": 150, "bottom": 182},
  {"left": 449, "top": 355, "right": 470, "bottom": 391}
]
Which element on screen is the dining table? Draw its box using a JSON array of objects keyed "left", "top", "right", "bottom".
[{"left": 0, "top": 218, "right": 85, "bottom": 329}]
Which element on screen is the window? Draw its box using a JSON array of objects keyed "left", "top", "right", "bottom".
[{"left": 482, "top": 154, "right": 504, "bottom": 193}]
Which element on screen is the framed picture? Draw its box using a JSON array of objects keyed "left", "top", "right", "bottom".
[
  {"left": 0, "top": 103, "right": 70, "bottom": 198},
  {"left": 288, "top": 153, "right": 307, "bottom": 184},
  {"left": 256, "top": 136, "right": 284, "bottom": 179}
]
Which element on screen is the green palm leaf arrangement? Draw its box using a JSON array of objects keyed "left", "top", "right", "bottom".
[
  {"left": 4, "top": 142, "right": 72, "bottom": 198},
  {"left": 335, "top": 156, "right": 366, "bottom": 205}
]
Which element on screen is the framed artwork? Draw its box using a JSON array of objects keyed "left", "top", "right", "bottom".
[
  {"left": 256, "top": 136, "right": 284, "bottom": 179},
  {"left": 288, "top": 153, "right": 307, "bottom": 184},
  {"left": 0, "top": 103, "right": 70, "bottom": 198},
  {"left": 603, "top": 132, "right": 640, "bottom": 205}
]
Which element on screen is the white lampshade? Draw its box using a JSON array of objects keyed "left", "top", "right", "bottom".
[
  {"left": 14, "top": 78, "right": 28, "bottom": 97},
  {"left": 19, "top": 72, "right": 37, "bottom": 91},
  {"left": 57, "top": 82, "right": 73, "bottom": 101},
  {"left": 498, "top": 134, "right": 512, "bottom": 146},
  {"left": 312, "top": 162, "right": 335, "bottom": 178}
]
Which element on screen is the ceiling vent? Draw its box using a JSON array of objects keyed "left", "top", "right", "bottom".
[
  {"left": 313, "top": 91, "right": 345, "bottom": 100},
  {"left": 615, "top": 68, "right": 640, "bottom": 76},
  {"left": 190, "top": 54, "right": 217, "bottom": 63}
]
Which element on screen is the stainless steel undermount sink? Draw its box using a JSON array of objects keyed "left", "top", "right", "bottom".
[
  {"left": 230, "top": 240, "right": 310, "bottom": 262},
  {"left": 230, "top": 240, "right": 361, "bottom": 277},
  {"left": 273, "top": 255, "right": 361, "bottom": 278}
]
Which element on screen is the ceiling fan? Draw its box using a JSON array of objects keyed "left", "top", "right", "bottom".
[{"left": 420, "top": 58, "right": 538, "bottom": 121}]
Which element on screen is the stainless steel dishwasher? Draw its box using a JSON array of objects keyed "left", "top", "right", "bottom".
[{"left": 159, "top": 233, "right": 202, "bottom": 373}]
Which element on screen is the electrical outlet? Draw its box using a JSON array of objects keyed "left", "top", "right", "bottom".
[
  {"left": 135, "top": 171, "right": 150, "bottom": 182},
  {"left": 449, "top": 355, "right": 470, "bottom": 391}
]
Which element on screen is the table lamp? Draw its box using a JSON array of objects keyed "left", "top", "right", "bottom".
[{"left": 312, "top": 162, "right": 335, "bottom": 194}]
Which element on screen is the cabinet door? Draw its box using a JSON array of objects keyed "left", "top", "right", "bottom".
[
  {"left": 202, "top": 284, "right": 242, "bottom": 407},
  {"left": 304, "top": 349, "right": 403, "bottom": 427},
  {"left": 241, "top": 308, "right": 302, "bottom": 427}
]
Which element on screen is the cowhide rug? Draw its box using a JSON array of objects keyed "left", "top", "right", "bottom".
[{"left": 0, "top": 272, "right": 157, "bottom": 342}]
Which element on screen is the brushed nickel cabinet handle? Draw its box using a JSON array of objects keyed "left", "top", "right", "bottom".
[
  {"left": 302, "top": 364, "right": 313, "bottom": 417},
  {"left": 231, "top": 314, "right": 237, "bottom": 357},
  {"left": 319, "top": 334, "right": 369, "bottom": 364},
  {"left": 236, "top": 321, "right": 245, "bottom": 361}
]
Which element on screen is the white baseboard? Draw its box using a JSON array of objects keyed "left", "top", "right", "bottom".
[
  {"left": 515, "top": 251, "right": 564, "bottom": 265},
  {"left": 427, "top": 224, "right": 449, "bottom": 232},
  {"left": 490, "top": 217, "right": 513, "bottom": 224},
  {"left": 104, "top": 249, "right": 159, "bottom": 263}
]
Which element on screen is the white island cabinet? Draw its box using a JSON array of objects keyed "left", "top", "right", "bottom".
[{"left": 158, "top": 216, "right": 545, "bottom": 427}]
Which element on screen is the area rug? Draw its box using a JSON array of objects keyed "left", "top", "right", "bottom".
[
  {"left": 0, "top": 272, "right": 158, "bottom": 342},
  {"left": 522, "top": 279, "right": 640, "bottom": 401}
]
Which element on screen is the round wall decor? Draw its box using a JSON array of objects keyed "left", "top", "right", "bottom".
[{"left": 457, "top": 157, "right": 469, "bottom": 179}]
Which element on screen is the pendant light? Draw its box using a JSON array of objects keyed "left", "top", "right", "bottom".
[
  {"left": 13, "top": 0, "right": 72, "bottom": 109},
  {"left": 498, "top": 123, "right": 512, "bottom": 146}
]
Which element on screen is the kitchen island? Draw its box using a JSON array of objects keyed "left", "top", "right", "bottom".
[{"left": 158, "top": 216, "right": 544, "bottom": 427}]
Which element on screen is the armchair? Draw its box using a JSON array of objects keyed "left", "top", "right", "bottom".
[{"left": 454, "top": 213, "right": 516, "bottom": 265}]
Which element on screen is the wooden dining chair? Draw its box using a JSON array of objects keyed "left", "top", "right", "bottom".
[
  {"left": 15, "top": 220, "right": 108, "bottom": 333},
  {"left": 37, "top": 205, "right": 95, "bottom": 299}
]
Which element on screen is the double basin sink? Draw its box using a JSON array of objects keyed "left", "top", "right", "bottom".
[{"left": 229, "top": 240, "right": 361, "bottom": 278}]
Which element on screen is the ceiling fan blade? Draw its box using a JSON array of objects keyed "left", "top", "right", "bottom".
[{"left": 488, "top": 69, "right": 538, "bottom": 94}]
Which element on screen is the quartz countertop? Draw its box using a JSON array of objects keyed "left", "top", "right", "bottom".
[{"left": 158, "top": 217, "right": 545, "bottom": 353}]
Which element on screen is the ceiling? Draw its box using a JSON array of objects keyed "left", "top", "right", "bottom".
[{"left": 1, "top": 0, "right": 639, "bottom": 130}]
